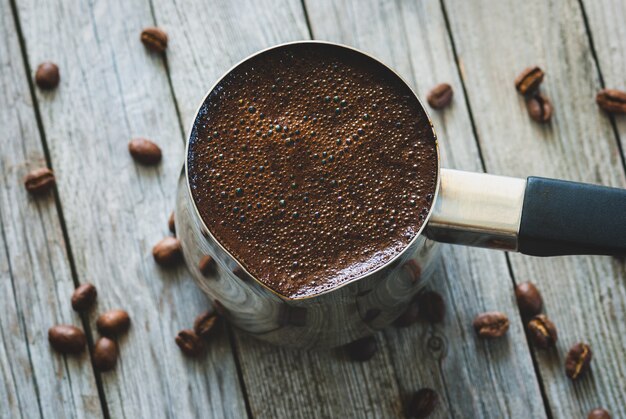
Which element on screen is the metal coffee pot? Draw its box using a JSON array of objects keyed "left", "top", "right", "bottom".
[{"left": 176, "top": 41, "right": 626, "bottom": 349}]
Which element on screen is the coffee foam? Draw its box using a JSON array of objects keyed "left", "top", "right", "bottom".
[{"left": 188, "top": 44, "right": 438, "bottom": 298}]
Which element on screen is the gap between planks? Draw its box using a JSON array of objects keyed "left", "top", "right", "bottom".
[
  {"left": 7, "top": 0, "right": 111, "bottom": 416},
  {"left": 576, "top": 0, "right": 626, "bottom": 173},
  {"left": 438, "top": 0, "right": 555, "bottom": 416}
]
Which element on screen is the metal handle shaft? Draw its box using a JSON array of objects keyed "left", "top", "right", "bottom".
[{"left": 425, "top": 169, "right": 526, "bottom": 251}]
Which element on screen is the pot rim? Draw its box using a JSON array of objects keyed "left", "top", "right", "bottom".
[{"left": 184, "top": 40, "right": 441, "bottom": 300}]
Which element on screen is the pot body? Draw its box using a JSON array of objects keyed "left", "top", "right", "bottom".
[{"left": 176, "top": 169, "right": 440, "bottom": 349}]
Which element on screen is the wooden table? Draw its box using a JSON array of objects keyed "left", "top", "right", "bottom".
[{"left": 2, "top": 0, "right": 625, "bottom": 417}]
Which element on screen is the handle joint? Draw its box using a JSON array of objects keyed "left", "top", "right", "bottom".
[{"left": 425, "top": 169, "right": 526, "bottom": 251}]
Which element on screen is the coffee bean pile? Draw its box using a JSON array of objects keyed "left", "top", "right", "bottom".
[
  {"left": 48, "top": 283, "right": 130, "bottom": 372},
  {"left": 514, "top": 281, "right": 595, "bottom": 382},
  {"left": 468, "top": 281, "right": 595, "bottom": 383},
  {"left": 175, "top": 309, "right": 221, "bottom": 357}
]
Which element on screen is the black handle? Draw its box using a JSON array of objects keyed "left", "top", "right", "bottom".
[{"left": 518, "top": 177, "right": 626, "bottom": 256}]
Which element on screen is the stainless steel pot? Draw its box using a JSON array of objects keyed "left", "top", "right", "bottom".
[{"left": 175, "top": 41, "right": 626, "bottom": 349}]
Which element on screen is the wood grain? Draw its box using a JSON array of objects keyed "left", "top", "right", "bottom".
[
  {"left": 581, "top": 0, "right": 626, "bottom": 160},
  {"left": 305, "top": 0, "right": 547, "bottom": 417},
  {"left": 13, "top": 0, "right": 246, "bottom": 417},
  {"left": 0, "top": 0, "right": 102, "bottom": 417},
  {"left": 4, "top": 0, "right": 626, "bottom": 417},
  {"left": 443, "top": 0, "right": 626, "bottom": 416},
  {"left": 150, "top": 0, "right": 417, "bottom": 417},
  {"left": 155, "top": 0, "right": 310, "bottom": 131}
]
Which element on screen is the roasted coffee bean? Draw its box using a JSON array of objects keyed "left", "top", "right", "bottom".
[
  {"left": 97, "top": 309, "right": 131, "bottom": 337},
  {"left": 515, "top": 66, "right": 544, "bottom": 95},
  {"left": 35, "top": 62, "right": 60, "bottom": 90},
  {"left": 514, "top": 282, "right": 543, "bottom": 318},
  {"left": 587, "top": 408, "right": 611, "bottom": 419},
  {"left": 128, "top": 138, "right": 162, "bottom": 165},
  {"left": 406, "top": 388, "right": 438, "bottom": 419},
  {"left": 426, "top": 83, "right": 453, "bottom": 109},
  {"left": 71, "top": 283, "right": 97, "bottom": 312},
  {"left": 527, "top": 314, "right": 557, "bottom": 349},
  {"left": 193, "top": 310, "right": 219, "bottom": 339},
  {"left": 394, "top": 299, "right": 420, "bottom": 327},
  {"left": 175, "top": 329, "right": 205, "bottom": 357},
  {"left": 345, "top": 336, "right": 378, "bottom": 362},
  {"left": 140, "top": 27, "right": 168, "bottom": 53},
  {"left": 198, "top": 255, "right": 216, "bottom": 276},
  {"left": 24, "top": 167, "right": 55, "bottom": 195},
  {"left": 473, "top": 311, "right": 509, "bottom": 338},
  {"left": 596, "top": 88, "right": 626, "bottom": 114},
  {"left": 417, "top": 291, "right": 445, "bottom": 323},
  {"left": 168, "top": 211, "right": 176, "bottom": 234},
  {"left": 526, "top": 93, "right": 553, "bottom": 123},
  {"left": 152, "top": 237, "right": 182, "bottom": 267},
  {"left": 565, "top": 342, "right": 592, "bottom": 380},
  {"left": 92, "top": 337, "right": 118, "bottom": 372},
  {"left": 48, "top": 325, "right": 86, "bottom": 354}
]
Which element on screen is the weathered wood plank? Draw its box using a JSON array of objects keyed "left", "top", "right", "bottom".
[
  {"left": 156, "top": 0, "right": 310, "bottom": 131},
  {"left": 306, "top": 0, "right": 547, "bottom": 417},
  {"left": 444, "top": 0, "right": 626, "bottom": 416},
  {"left": 235, "top": 333, "right": 405, "bottom": 418},
  {"left": 581, "top": 0, "right": 626, "bottom": 160},
  {"left": 151, "top": 0, "right": 415, "bottom": 417},
  {"left": 13, "top": 0, "right": 247, "bottom": 417},
  {"left": 0, "top": 0, "right": 102, "bottom": 417}
]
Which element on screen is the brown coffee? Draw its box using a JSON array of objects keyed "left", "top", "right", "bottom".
[{"left": 188, "top": 43, "right": 438, "bottom": 298}]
